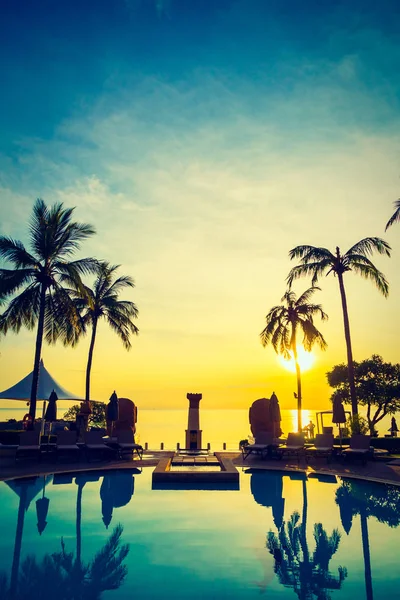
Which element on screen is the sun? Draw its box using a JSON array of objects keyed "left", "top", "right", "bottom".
[{"left": 278, "top": 346, "right": 315, "bottom": 373}]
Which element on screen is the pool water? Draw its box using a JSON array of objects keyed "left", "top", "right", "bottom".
[{"left": 0, "top": 468, "right": 399, "bottom": 599}]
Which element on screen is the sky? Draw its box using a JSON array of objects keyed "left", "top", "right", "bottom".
[{"left": 1, "top": 0, "right": 400, "bottom": 411}]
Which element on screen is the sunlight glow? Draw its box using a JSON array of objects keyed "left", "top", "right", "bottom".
[{"left": 278, "top": 346, "right": 316, "bottom": 373}]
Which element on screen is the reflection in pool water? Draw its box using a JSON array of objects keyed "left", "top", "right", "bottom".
[{"left": 0, "top": 469, "right": 399, "bottom": 599}]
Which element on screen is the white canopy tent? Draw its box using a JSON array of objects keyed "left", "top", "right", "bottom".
[{"left": 0, "top": 359, "right": 83, "bottom": 401}]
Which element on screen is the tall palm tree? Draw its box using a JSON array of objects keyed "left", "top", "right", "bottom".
[
  {"left": 72, "top": 262, "right": 139, "bottom": 403},
  {"left": 287, "top": 238, "right": 391, "bottom": 418},
  {"left": 260, "top": 287, "right": 327, "bottom": 432},
  {"left": 385, "top": 199, "right": 400, "bottom": 230},
  {"left": 0, "top": 199, "right": 96, "bottom": 422}
]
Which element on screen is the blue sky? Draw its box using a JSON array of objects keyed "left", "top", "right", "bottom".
[{"left": 1, "top": 0, "right": 400, "bottom": 408}]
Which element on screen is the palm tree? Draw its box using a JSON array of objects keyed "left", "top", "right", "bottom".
[
  {"left": 0, "top": 199, "right": 96, "bottom": 423},
  {"left": 72, "top": 262, "right": 139, "bottom": 403},
  {"left": 287, "top": 238, "right": 391, "bottom": 418},
  {"left": 260, "top": 287, "right": 328, "bottom": 432},
  {"left": 385, "top": 199, "right": 400, "bottom": 230}
]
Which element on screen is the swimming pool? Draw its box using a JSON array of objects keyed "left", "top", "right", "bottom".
[{"left": 0, "top": 468, "right": 399, "bottom": 599}]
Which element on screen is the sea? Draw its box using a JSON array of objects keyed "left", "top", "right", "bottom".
[{"left": 0, "top": 405, "right": 394, "bottom": 450}]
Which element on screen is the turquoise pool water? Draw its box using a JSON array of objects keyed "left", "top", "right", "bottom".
[{"left": 0, "top": 469, "right": 399, "bottom": 599}]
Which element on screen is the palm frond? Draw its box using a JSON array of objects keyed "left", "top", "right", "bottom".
[
  {"left": 385, "top": 199, "right": 400, "bottom": 231},
  {"left": 297, "top": 302, "right": 328, "bottom": 321},
  {"left": 350, "top": 262, "right": 389, "bottom": 297},
  {"left": 29, "top": 198, "right": 51, "bottom": 258},
  {"left": 300, "top": 319, "right": 328, "bottom": 351},
  {"left": 106, "top": 274, "right": 135, "bottom": 295},
  {"left": 0, "top": 237, "right": 37, "bottom": 268},
  {"left": 289, "top": 245, "right": 335, "bottom": 262},
  {"left": 44, "top": 285, "right": 84, "bottom": 346},
  {"left": 295, "top": 286, "right": 321, "bottom": 307},
  {"left": 106, "top": 314, "right": 133, "bottom": 349},
  {"left": 0, "top": 268, "right": 36, "bottom": 300},
  {"left": 287, "top": 260, "right": 332, "bottom": 287},
  {"left": 55, "top": 257, "right": 100, "bottom": 277},
  {"left": 55, "top": 222, "right": 97, "bottom": 257},
  {"left": 0, "top": 284, "right": 41, "bottom": 333},
  {"left": 346, "top": 237, "right": 391, "bottom": 258},
  {"left": 103, "top": 298, "right": 139, "bottom": 320}
]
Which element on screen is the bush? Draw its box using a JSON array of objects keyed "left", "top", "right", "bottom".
[
  {"left": 346, "top": 414, "right": 369, "bottom": 435},
  {"left": 63, "top": 401, "right": 106, "bottom": 428}
]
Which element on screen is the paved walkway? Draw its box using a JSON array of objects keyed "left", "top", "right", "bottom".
[
  {"left": 1, "top": 451, "right": 400, "bottom": 485},
  {"left": 229, "top": 452, "right": 400, "bottom": 485}
]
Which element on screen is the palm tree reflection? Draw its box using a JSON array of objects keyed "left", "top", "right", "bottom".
[
  {"left": 267, "top": 515, "right": 347, "bottom": 600},
  {"left": 267, "top": 475, "right": 347, "bottom": 600},
  {"left": 3, "top": 524, "right": 129, "bottom": 600},
  {"left": 335, "top": 479, "right": 400, "bottom": 600}
]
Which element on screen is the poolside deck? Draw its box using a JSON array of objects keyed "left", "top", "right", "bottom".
[{"left": 1, "top": 450, "right": 400, "bottom": 485}]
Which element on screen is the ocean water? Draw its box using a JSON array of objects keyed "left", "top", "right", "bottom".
[{"left": 0, "top": 405, "right": 394, "bottom": 450}]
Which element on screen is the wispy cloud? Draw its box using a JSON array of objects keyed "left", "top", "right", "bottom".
[{"left": 1, "top": 9, "right": 400, "bottom": 406}]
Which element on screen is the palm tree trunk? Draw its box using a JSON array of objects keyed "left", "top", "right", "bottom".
[
  {"left": 337, "top": 270, "right": 358, "bottom": 416},
  {"left": 29, "top": 283, "right": 46, "bottom": 423},
  {"left": 10, "top": 486, "right": 28, "bottom": 598},
  {"left": 360, "top": 508, "right": 373, "bottom": 600},
  {"left": 76, "top": 483, "right": 83, "bottom": 565},
  {"left": 85, "top": 319, "right": 98, "bottom": 403},
  {"left": 300, "top": 478, "right": 311, "bottom": 599},
  {"left": 293, "top": 346, "right": 302, "bottom": 432}
]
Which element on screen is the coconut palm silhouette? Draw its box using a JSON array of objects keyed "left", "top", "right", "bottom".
[{"left": 3, "top": 524, "right": 129, "bottom": 600}]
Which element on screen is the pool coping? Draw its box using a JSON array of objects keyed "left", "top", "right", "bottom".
[
  {"left": 1, "top": 451, "right": 400, "bottom": 487},
  {"left": 151, "top": 452, "right": 239, "bottom": 485}
]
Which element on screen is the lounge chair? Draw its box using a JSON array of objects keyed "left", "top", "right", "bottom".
[
  {"left": 242, "top": 431, "right": 275, "bottom": 460},
  {"left": 16, "top": 431, "right": 41, "bottom": 462},
  {"left": 56, "top": 430, "right": 80, "bottom": 461},
  {"left": 305, "top": 433, "right": 334, "bottom": 463},
  {"left": 116, "top": 430, "right": 143, "bottom": 460},
  {"left": 276, "top": 433, "right": 305, "bottom": 461},
  {"left": 84, "top": 431, "right": 116, "bottom": 461},
  {"left": 341, "top": 434, "right": 372, "bottom": 464}
]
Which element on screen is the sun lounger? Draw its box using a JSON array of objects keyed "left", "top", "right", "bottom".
[
  {"left": 341, "top": 434, "right": 372, "bottom": 464},
  {"left": 276, "top": 433, "right": 305, "bottom": 461},
  {"left": 84, "top": 431, "right": 116, "bottom": 461},
  {"left": 16, "top": 431, "right": 41, "bottom": 462},
  {"left": 116, "top": 430, "right": 143, "bottom": 460},
  {"left": 56, "top": 430, "right": 80, "bottom": 460},
  {"left": 242, "top": 431, "right": 275, "bottom": 460},
  {"left": 305, "top": 433, "right": 334, "bottom": 463}
]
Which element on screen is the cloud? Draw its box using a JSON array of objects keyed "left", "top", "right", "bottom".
[{"left": 1, "top": 32, "right": 400, "bottom": 406}]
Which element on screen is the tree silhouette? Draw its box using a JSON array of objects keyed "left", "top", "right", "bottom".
[
  {"left": 3, "top": 525, "right": 129, "bottom": 600},
  {"left": 287, "top": 238, "right": 391, "bottom": 418},
  {"left": 70, "top": 262, "right": 139, "bottom": 403},
  {"left": 0, "top": 199, "right": 97, "bottom": 421},
  {"left": 260, "top": 287, "right": 327, "bottom": 432},
  {"left": 267, "top": 514, "right": 347, "bottom": 600}
]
